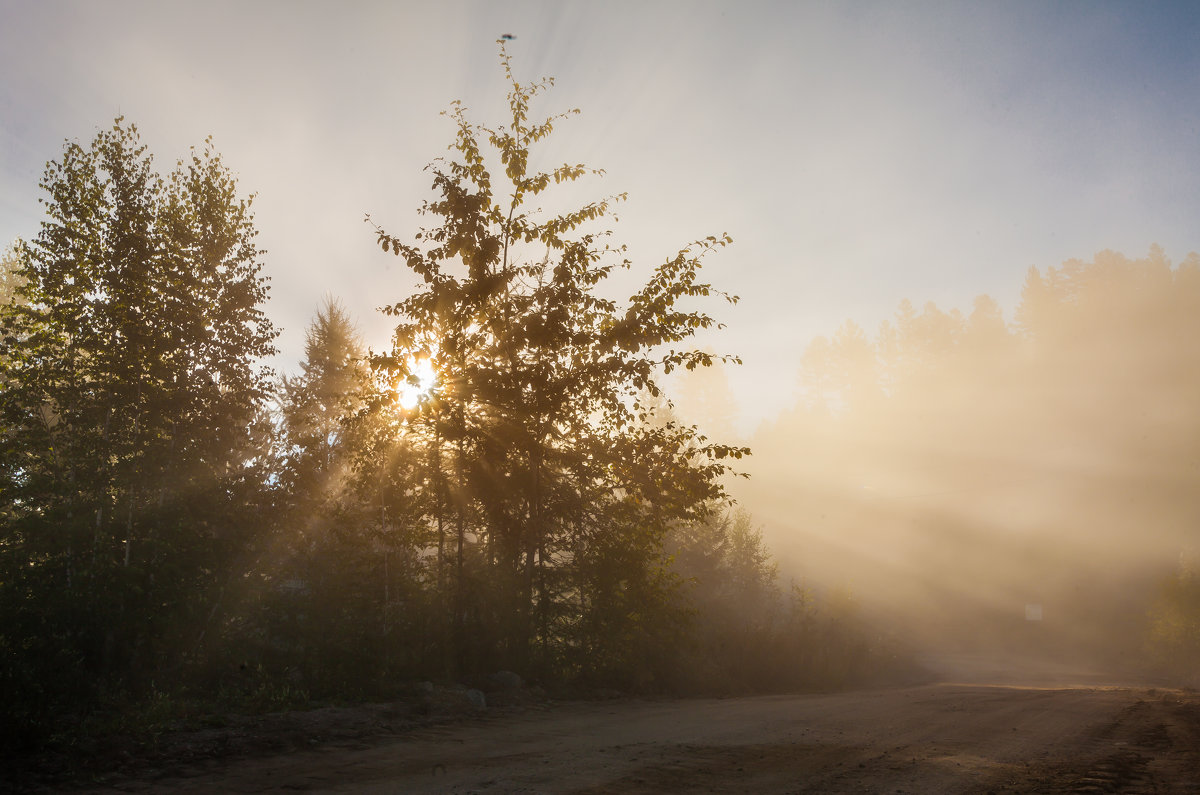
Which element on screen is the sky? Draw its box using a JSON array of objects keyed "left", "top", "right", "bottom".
[{"left": 3, "top": 0, "right": 1199, "bottom": 432}]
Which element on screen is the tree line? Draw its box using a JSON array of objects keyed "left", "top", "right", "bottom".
[
  {"left": 743, "top": 245, "right": 1200, "bottom": 668},
  {"left": 0, "top": 46, "right": 892, "bottom": 754}
]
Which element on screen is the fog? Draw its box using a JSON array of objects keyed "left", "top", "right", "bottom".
[{"left": 675, "top": 247, "right": 1200, "bottom": 674}]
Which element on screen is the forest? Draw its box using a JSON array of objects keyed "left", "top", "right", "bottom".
[
  {"left": 740, "top": 245, "right": 1200, "bottom": 680},
  {"left": 0, "top": 49, "right": 897, "bottom": 755},
  {"left": 4, "top": 43, "right": 1200, "bottom": 763}
]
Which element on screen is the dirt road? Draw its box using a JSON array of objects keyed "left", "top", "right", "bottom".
[{"left": 90, "top": 662, "right": 1200, "bottom": 794}]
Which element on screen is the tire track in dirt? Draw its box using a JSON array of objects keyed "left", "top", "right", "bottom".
[{"left": 1033, "top": 694, "right": 1200, "bottom": 794}]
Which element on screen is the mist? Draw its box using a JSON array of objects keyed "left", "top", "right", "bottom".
[
  {"left": 9, "top": 2, "right": 1200, "bottom": 788},
  {"left": 673, "top": 246, "right": 1200, "bottom": 676}
]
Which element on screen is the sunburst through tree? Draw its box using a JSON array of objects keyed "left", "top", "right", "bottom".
[{"left": 366, "top": 39, "right": 748, "bottom": 678}]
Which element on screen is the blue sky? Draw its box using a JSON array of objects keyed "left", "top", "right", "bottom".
[{"left": 2, "top": 0, "right": 1198, "bottom": 430}]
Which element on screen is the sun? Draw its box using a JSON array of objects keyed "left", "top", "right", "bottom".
[{"left": 397, "top": 357, "right": 437, "bottom": 410}]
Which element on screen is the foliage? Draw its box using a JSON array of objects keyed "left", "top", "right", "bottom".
[
  {"left": 364, "top": 40, "right": 747, "bottom": 682},
  {"left": 0, "top": 242, "right": 26, "bottom": 308},
  {"left": 668, "top": 508, "right": 903, "bottom": 691},
  {"left": 1146, "top": 553, "right": 1200, "bottom": 683},
  {"left": 748, "top": 245, "right": 1200, "bottom": 663},
  {"left": 266, "top": 298, "right": 442, "bottom": 694},
  {"left": 0, "top": 47, "right": 928, "bottom": 764},
  {"left": 0, "top": 119, "right": 277, "bottom": 749}
]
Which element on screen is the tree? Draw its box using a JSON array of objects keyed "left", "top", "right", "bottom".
[
  {"left": 0, "top": 119, "right": 277, "bottom": 733},
  {"left": 672, "top": 349, "right": 741, "bottom": 443},
  {"left": 278, "top": 298, "right": 371, "bottom": 500},
  {"left": 1147, "top": 552, "right": 1200, "bottom": 682},
  {"left": 667, "top": 508, "right": 777, "bottom": 686},
  {"left": 271, "top": 299, "right": 434, "bottom": 690},
  {"left": 367, "top": 41, "right": 747, "bottom": 681},
  {"left": 0, "top": 243, "right": 26, "bottom": 308},
  {"left": 0, "top": 244, "right": 26, "bottom": 386}
]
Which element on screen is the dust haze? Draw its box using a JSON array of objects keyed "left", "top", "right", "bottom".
[{"left": 676, "top": 246, "right": 1200, "bottom": 680}]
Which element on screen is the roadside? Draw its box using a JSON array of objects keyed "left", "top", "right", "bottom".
[{"left": 10, "top": 681, "right": 549, "bottom": 793}]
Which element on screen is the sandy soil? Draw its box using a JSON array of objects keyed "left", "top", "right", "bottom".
[{"left": 71, "top": 657, "right": 1200, "bottom": 794}]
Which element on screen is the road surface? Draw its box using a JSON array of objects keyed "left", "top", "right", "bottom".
[{"left": 90, "top": 658, "right": 1200, "bottom": 794}]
